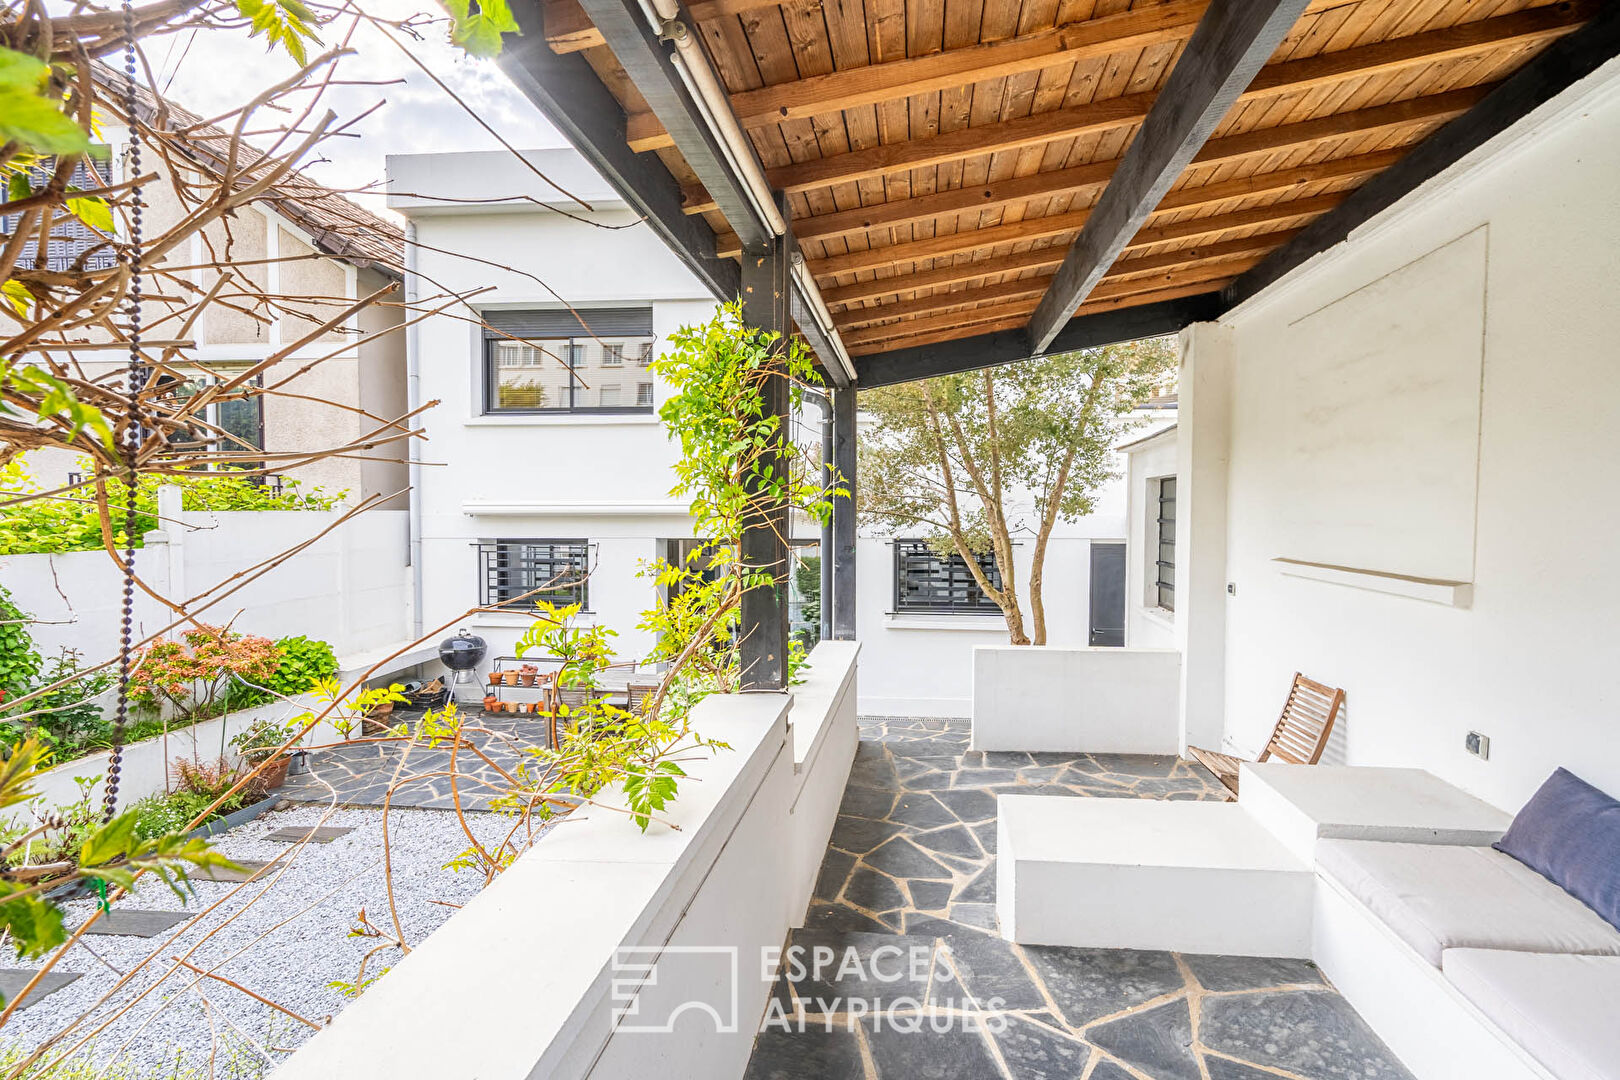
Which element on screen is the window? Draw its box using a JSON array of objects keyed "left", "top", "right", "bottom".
[
  {"left": 1154, "top": 476, "right": 1176, "bottom": 611},
  {"left": 636, "top": 382, "right": 654, "bottom": 408},
  {"left": 479, "top": 539, "right": 590, "bottom": 609},
  {"left": 171, "top": 373, "right": 265, "bottom": 471},
  {"left": 893, "top": 540, "right": 1002, "bottom": 614},
  {"left": 481, "top": 308, "right": 655, "bottom": 414},
  {"left": 0, "top": 150, "right": 116, "bottom": 273}
]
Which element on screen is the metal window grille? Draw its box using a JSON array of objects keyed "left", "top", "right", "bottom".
[
  {"left": 1155, "top": 476, "right": 1176, "bottom": 611},
  {"left": 0, "top": 152, "right": 118, "bottom": 273},
  {"left": 479, "top": 540, "right": 590, "bottom": 608},
  {"left": 893, "top": 540, "right": 1002, "bottom": 614}
]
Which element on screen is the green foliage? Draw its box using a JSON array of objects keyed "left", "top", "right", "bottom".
[
  {"left": 129, "top": 788, "right": 245, "bottom": 842},
  {"left": 130, "top": 624, "right": 280, "bottom": 724},
  {"left": 0, "top": 461, "right": 342, "bottom": 555},
  {"left": 445, "top": 0, "right": 521, "bottom": 57},
  {"left": 227, "top": 633, "right": 337, "bottom": 708},
  {"left": 794, "top": 553, "right": 821, "bottom": 638},
  {"left": 515, "top": 601, "right": 615, "bottom": 691},
  {"left": 0, "top": 585, "right": 41, "bottom": 703},
  {"left": 1, "top": 649, "right": 115, "bottom": 759},
  {"left": 228, "top": 717, "right": 301, "bottom": 762},
  {"left": 234, "top": 0, "right": 322, "bottom": 64},
  {"left": 0, "top": 48, "right": 90, "bottom": 155}
]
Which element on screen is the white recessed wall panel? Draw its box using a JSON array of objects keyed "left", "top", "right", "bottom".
[{"left": 1281, "top": 228, "right": 1487, "bottom": 583}]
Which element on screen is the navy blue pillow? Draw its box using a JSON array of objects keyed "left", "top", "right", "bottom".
[{"left": 1495, "top": 768, "right": 1620, "bottom": 933}]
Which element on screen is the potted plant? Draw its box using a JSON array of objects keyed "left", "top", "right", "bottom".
[{"left": 229, "top": 718, "right": 301, "bottom": 794}]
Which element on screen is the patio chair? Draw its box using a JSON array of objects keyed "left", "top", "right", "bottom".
[{"left": 1187, "top": 673, "right": 1345, "bottom": 795}]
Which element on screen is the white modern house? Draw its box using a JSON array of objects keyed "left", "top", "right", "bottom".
[{"left": 388, "top": 145, "right": 1141, "bottom": 700}]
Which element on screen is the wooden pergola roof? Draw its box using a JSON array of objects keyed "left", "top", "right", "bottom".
[{"left": 504, "top": 0, "right": 1616, "bottom": 385}]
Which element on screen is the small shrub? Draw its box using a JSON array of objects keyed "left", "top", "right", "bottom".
[
  {"left": 0, "top": 777, "right": 103, "bottom": 872},
  {"left": 129, "top": 787, "right": 243, "bottom": 841},
  {"left": 130, "top": 624, "right": 280, "bottom": 722},
  {"left": 0, "top": 584, "right": 42, "bottom": 703},
  {"left": 2, "top": 648, "right": 115, "bottom": 758},
  {"left": 228, "top": 634, "right": 337, "bottom": 707},
  {"left": 171, "top": 756, "right": 242, "bottom": 802}
]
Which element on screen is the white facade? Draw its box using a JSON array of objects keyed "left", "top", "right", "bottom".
[
  {"left": 389, "top": 149, "right": 713, "bottom": 671},
  {"left": 1121, "top": 58, "right": 1620, "bottom": 812}
]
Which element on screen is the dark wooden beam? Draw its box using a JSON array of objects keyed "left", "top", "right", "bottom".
[
  {"left": 500, "top": 0, "right": 739, "bottom": 302},
  {"left": 1027, "top": 0, "right": 1311, "bottom": 353},
  {"left": 738, "top": 237, "right": 792, "bottom": 691},
  {"left": 855, "top": 293, "right": 1221, "bottom": 388},
  {"left": 568, "top": 0, "right": 775, "bottom": 251},
  {"left": 831, "top": 387, "right": 858, "bottom": 641},
  {"left": 1225, "top": 2, "right": 1620, "bottom": 309}
]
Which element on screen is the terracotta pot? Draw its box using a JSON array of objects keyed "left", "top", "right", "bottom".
[
  {"left": 483, "top": 694, "right": 497, "bottom": 711},
  {"left": 245, "top": 753, "right": 289, "bottom": 797},
  {"left": 519, "top": 671, "right": 536, "bottom": 687},
  {"left": 488, "top": 673, "right": 501, "bottom": 687},
  {"left": 502, "top": 670, "right": 520, "bottom": 686}
]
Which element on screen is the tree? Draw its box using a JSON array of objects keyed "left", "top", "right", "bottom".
[{"left": 859, "top": 339, "right": 1177, "bottom": 646}]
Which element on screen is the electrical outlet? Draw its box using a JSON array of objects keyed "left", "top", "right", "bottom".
[{"left": 1465, "top": 731, "right": 1491, "bottom": 760}]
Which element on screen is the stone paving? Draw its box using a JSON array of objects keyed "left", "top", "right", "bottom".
[
  {"left": 743, "top": 716, "right": 1413, "bottom": 1080},
  {"left": 278, "top": 709, "right": 553, "bottom": 810}
]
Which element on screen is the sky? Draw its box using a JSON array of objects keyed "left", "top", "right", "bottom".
[{"left": 147, "top": 0, "right": 568, "bottom": 215}]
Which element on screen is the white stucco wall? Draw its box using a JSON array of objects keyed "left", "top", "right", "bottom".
[
  {"left": 1203, "top": 59, "right": 1620, "bottom": 810},
  {"left": 391, "top": 150, "right": 715, "bottom": 672},
  {"left": 1123, "top": 427, "right": 1178, "bottom": 651}
]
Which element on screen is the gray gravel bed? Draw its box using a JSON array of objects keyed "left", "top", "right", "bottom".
[{"left": 0, "top": 804, "right": 539, "bottom": 1077}]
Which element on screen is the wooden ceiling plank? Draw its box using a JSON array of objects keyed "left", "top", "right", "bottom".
[
  {"left": 547, "top": 0, "right": 835, "bottom": 54},
  {"left": 1028, "top": 0, "right": 1315, "bottom": 351}
]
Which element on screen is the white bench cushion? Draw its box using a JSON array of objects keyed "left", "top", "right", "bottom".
[
  {"left": 1442, "top": 949, "right": 1620, "bottom": 1080},
  {"left": 1317, "top": 840, "right": 1620, "bottom": 967}
]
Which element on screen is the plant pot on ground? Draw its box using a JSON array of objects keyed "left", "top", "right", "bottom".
[{"left": 229, "top": 718, "right": 302, "bottom": 795}]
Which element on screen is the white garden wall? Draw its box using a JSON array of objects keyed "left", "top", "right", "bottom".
[
  {"left": 972, "top": 646, "right": 1182, "bottom": 754},
  {"left": 274, "top": 641, "right": 860, "bottom": 1080},
  {"left": 1200, "top": 59, "right": 1620, "bottom": 810},
  {"left": 0, "top": 488, "right": 411, "bottom": 673}
]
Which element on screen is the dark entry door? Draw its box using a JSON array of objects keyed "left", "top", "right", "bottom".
[{"left": 1089, "top": 542, "right": 1127, "bottom": 647}]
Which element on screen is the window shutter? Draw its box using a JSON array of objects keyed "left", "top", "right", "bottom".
[{"left": 482, "top": 307, "right": 654, "bottom": 339}]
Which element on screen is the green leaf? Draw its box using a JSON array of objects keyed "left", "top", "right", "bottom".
[
  {"left": 7, "top": 172, "right": 29, "bottom": 201},
  {"left": 445, "top": 0, "right": 521, "bottom": 58},
  {"left": 0, "top": 49, "right": 90, "bottom": 155},
  {"left": 1, "top": 279, "right": 29, "bottom": 319},
  {"left": 0, "top": 886, "right": 66, "bottom": 959},
  {"left": 80, "top": 811, "right": 139, "bottom": 867},
  {"left": 66, "top": 194, "right": 113, "bottom": 234}
]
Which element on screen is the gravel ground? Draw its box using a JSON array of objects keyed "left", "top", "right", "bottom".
[{"left": 1, "top": 804, "right": 538, "bottom": 1077}]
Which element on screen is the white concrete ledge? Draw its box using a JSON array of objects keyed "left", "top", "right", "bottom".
[
  {"left": 274, "top": 662, "right": 860, "bottom": 1080},
  {"left": 1274, "top": 558, "right": 1473, "bottom": 607},
  {"left": 972, "top": 645, "right": 1181, "bottom": 753}
]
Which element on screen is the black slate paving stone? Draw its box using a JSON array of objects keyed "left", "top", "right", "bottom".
[
  {"left": 946, "top": 903, "right": 997, "bottom": 932},
  {"left": 953, "top": 768, "right": 1019, "bottom": 787},
  {"left": 1204, "top": 1057, "right": 1288, "bottom": 1080},
  {"left": 1024, "top": 947, "right": 1185, "bottom": 1029},
  {"left": 991, "top": 1014, "right": 1092, "bottom": 1080},
  {"left": 803, "top": 902, "right": 894, "bottom": 936},
  {"left": 1090, "top": 755, "right": 1179, "bottom": 778},
  {"left": 955, "top": 867, "right": 995, "bottom": 905},
  {"left": 0, "top": 969, "right": 81, "bottom": 1010},
  {"left": 830, "top": 815, "right": 909, "bottom": 855},
  {"left": 1199, "top": 990, "right": 1416, "bottom": 1079},
  {"left": 890, "top": 792, "right": 959, "bottom": 829},
  {"left": 900, "top": 769, "right": 956, "bottom": 792},
  {"left": 911, "top": 824, "right": 982, "bottom": 859},
  {"left": 864, "top": 1022, "right": 1004, "bottom": 1080},
  {"left": 938, "top": 930, "right": 1047, "bottom": 1012},
  {"left": 846, "top": 754, "right": 900, "bottom": 792},
  {"left": 843, "top": 867, "right": 908, "bottom": 914},
  {"left": 1087, "top": 997, "right": 1201, "bottom": 1080},
  {"left": 1182, "top": 954, "right": 1325, "bottom": 992},
  {"left": 971, "top": 821, "right": 998, "bottom": 855},
  {"left": 1086, "top": 1061, "right": 1139, "bottom": 1080},
  {"left": 81, "top": 909, "right": 190, "bottom": 937},
  {"left": 744, "top": 1026, "right": 866, "bottom": 1080},
  {"left": 783, "top": 929, "right": 937, "bottom": 1006},
  {"left": 814, "top": 849, "right": 857, "bottom": 903},
  {"left": 864, "top": 837, "right": 953, "bottom": 881},
  {"left": 264, "top": 825, "right": 355, "bottom": 843},
  {"left": 907, "top": 879, "right": 953, "bottom": 911},
  {"left": 977, "top": 752, "right": 1035, "bottom": 767},
  {"left": 839, "top": 785, "right": 897, "bottom": 821},
  {"left": 933, "top": 788, "right": 998, "bottom": 823}
]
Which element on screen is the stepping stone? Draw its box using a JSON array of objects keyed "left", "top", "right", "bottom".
[
  {"left": 0, "top": 969, "right": 81, "bottom": 1010},
  {"left": 264, "top": 826, "right": 354, "bottom": 844},
  {"left": 193, "top": 860, "right": 272, "bottom": 883},
  {"left": 82, "top": 910, "right": 190, "bottom": 937}
]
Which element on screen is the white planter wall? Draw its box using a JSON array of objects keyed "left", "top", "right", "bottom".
[
  {"left": 274, "top": 642, "right": 861, "bottom": 1080},
  {"left": 6, "top": 692, "right": 344, "bottom": 824},
  {"left": 972, "top": 645, "right": 1182, "bottom": 754}
]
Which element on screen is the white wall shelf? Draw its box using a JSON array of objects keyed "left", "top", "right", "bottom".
[{"left": 1273, "top": 558, "right": 1472, "bottom": 608}]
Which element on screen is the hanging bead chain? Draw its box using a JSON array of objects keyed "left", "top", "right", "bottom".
[{"left": 104, "top": 0, "right": 144, "bottom": 822}]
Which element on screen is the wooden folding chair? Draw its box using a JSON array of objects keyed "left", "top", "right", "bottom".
[{"left": 1187, "top": 673, "right": 1345, "bottom": 795}]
